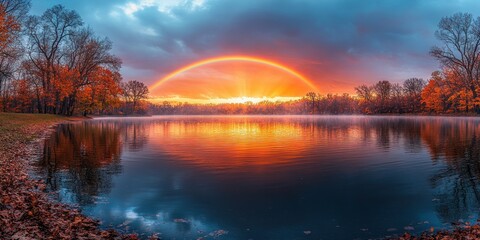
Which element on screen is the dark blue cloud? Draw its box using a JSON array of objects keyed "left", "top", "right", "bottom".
[{"left": 31, "top": 0, "right": 480, "bottom": 92}]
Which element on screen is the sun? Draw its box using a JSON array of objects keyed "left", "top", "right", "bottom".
[
  {"left": 214, "top": 96, "right": 302, "bottom": 104},
  {"left": 149, "top": 55, "right": 318, "bottom": 104}
]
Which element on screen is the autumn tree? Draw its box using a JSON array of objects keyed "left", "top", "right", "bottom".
[
  {"left": 430, "top": 12, "right": 480, "bottom": 113},
  {"left": 61, "top": 28, "right": 121, "bottom": 115},
  {"left": 0, "top": 0, "right": 28, "bottom": 110},
  {"left": 0, "top": 5, "right": 18, "bottom": 75},
  {"left": 92, "top": 67, "right": 122, "bottom": 114},
  {"left": 22, "top": 5, "right": 121, "bottom": 115},
  {"left": 122, "top": 80, "right": 149, "bottom": 114},
  {"left": 11, "top": 79, "right": 33, "bottom": 112},
  {"left": 24, "top": 5, "right": 83, "bottom": 113},
  {"left": 422, "top": 71, "right": 454, "bottom": 113},
  {"left": 73, "top": 67, "right": 120, "bottom": 116},
  {"left": 0, "top": 0, "right": 30, "bottom": 18}
]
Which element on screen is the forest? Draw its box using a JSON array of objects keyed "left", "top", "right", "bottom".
[
  {"left": 0, "top": 1, "right": 479, "bottom": 116},
  {"left": 0, "top": 1, "right": 149, "bottom": 116}
]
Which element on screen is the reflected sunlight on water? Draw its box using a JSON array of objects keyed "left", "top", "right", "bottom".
[{"left": 36, "top": 116, "right": 480, "bottom": 239}]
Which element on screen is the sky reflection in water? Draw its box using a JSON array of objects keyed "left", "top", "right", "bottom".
[{"left": 36, "top": 116, "right": 480, "bottom": 239}]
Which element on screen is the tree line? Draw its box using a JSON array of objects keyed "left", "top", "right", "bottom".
[
  {"left": 120, "top": 11, "right": 480, "bottom": 116},
  {"left": 0, "top": 3, "right": 479, "bottom": 116},
  {"left": 280, "top": 12, "right": 480, "bottom": 116},
  {"left": 0, "top": 1, "right": 149, "bottom": 116},
  {"left": 148, "top": 80, "right": 410, "bottom": 115}
]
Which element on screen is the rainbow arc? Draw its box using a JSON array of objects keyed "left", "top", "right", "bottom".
[{"left": 149, "top": 55, "right": 318, "bottom": 92}]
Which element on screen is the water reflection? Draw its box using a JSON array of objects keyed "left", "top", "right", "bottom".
[
  {"left": 147, "top": 117, "right": 430, "bottom": 169},
  {"left": 37, "top": 116, "right": 480, "bottom": 239},
  {"left": 421, "top": 119, "right": 480, "bottom": 224},
  {"left": 38, "top": 122, "right": 124, "bottom": 205},
  {"left": 122, "top": 122, "right": 149, "bottom": 152}
]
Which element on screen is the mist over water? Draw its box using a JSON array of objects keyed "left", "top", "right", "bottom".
[{"left": 36, "top": 116, "right": 480, "bottom": 239}]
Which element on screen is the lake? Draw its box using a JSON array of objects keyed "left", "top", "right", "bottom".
[{"left": 35, "top": 115, "right": 480, "bottom": 239}]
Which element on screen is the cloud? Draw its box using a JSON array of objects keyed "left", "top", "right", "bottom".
[{"left": 31, "top": 0, "right": 480, "bottom": 94}]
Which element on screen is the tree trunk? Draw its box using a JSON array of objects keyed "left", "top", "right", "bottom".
[{"left": 469, "top": 84, "right": 478, "bottom": 113}]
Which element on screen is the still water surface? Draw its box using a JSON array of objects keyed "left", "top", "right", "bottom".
[{"left": 36, "top": 116, "right": 480, "bottom": 239}]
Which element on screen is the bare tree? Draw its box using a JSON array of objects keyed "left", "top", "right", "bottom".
[
  {"left": 61, "top": 28, "right": 121, "bottom": 115},
  {"left": 373, "top": 80, "right": 392, "bottom": 112},
  {"left": 24, "top": 5, "right": 82, "bottom": 113},
  {"left": 122, "top": 80, "right": 149, "bottom": 114},
  {"left": 403, "top": 78, "right": 426, "bottom": 112},
  {"left": 355, "top": 84, "right": 374, "bottom": 113},
  {"left": 390, "top": 83, "right": 404, "bottom": 113},
  {"left": 430, "top": 12, "right": 480, "bottom": 113},
  {"left": 0, "top": 0, "right": 30, "bottom": 20},
  {"left": 355, "top": 84, "right": 374, "bottom": 102},
  {"left": 304, "top": 92, "right": 318, "bottom": 114}
]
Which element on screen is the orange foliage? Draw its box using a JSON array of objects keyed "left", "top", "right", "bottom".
[
  {"left": 76, "top": 66, "right": 122, "bottom": 115},
  {"left": 422, "top": 69, "right": 480, "bottom": 114},
  {"left": 13, "top": 80, "right": 33, "bottom": 113},
  {"left": 0, "top": 5, "right": 19, "bottom": 53},
  {"left": 422, "top": 71, "right": 451, "bottom": 113},
  {"left": 54, "top": 65, "right": 77, "bottom": 100}
]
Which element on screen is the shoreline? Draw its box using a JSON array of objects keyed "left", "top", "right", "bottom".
[
  {"left": 0, "top": 113, "right": 138, "bottom": 239},
  {"left": 0, "top": 113, "right": 479, "bottom": 239},
  {"left": 90, "top": 113, "right": 480, "bottom": 118}
]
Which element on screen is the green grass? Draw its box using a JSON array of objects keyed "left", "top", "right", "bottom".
[
  {"left": 0, "top": 113, "right": 67, "bottom": 146},
  {"left": 0, "top": 112, "right": 63, "bottom": 125}
]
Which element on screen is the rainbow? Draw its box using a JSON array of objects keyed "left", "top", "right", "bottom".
[{"left": 149, "top": 55, "right": 318, "bottom": 92}]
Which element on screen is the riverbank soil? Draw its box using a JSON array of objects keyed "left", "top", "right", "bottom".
[
  {"left": 0, "top": 113, "right": 136, "bottom": 239},
  {"left": 398, "top": 225, "right": 480, "bottom": 239}
]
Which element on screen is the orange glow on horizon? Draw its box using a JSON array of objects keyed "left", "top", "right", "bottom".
[
  {"left": 147, "top": 117, "right": 372, "bottom": 169},
  {"left": 149, "top": 96, "right": 303, "bottom": 104},
  {"left": 149, "top": 56, "right": 318, "bottom": 103}
]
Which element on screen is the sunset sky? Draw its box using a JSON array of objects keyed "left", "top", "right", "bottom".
[{"left": 32, "top": 0, "right": 480, "bottom": 102}]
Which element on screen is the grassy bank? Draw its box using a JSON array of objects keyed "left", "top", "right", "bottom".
[
  {"left": 0, "top": 113, "right": 136, "bottom": 239},
  {"left": 0, "top": 113, "right": 65, "bottom": 144}
]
